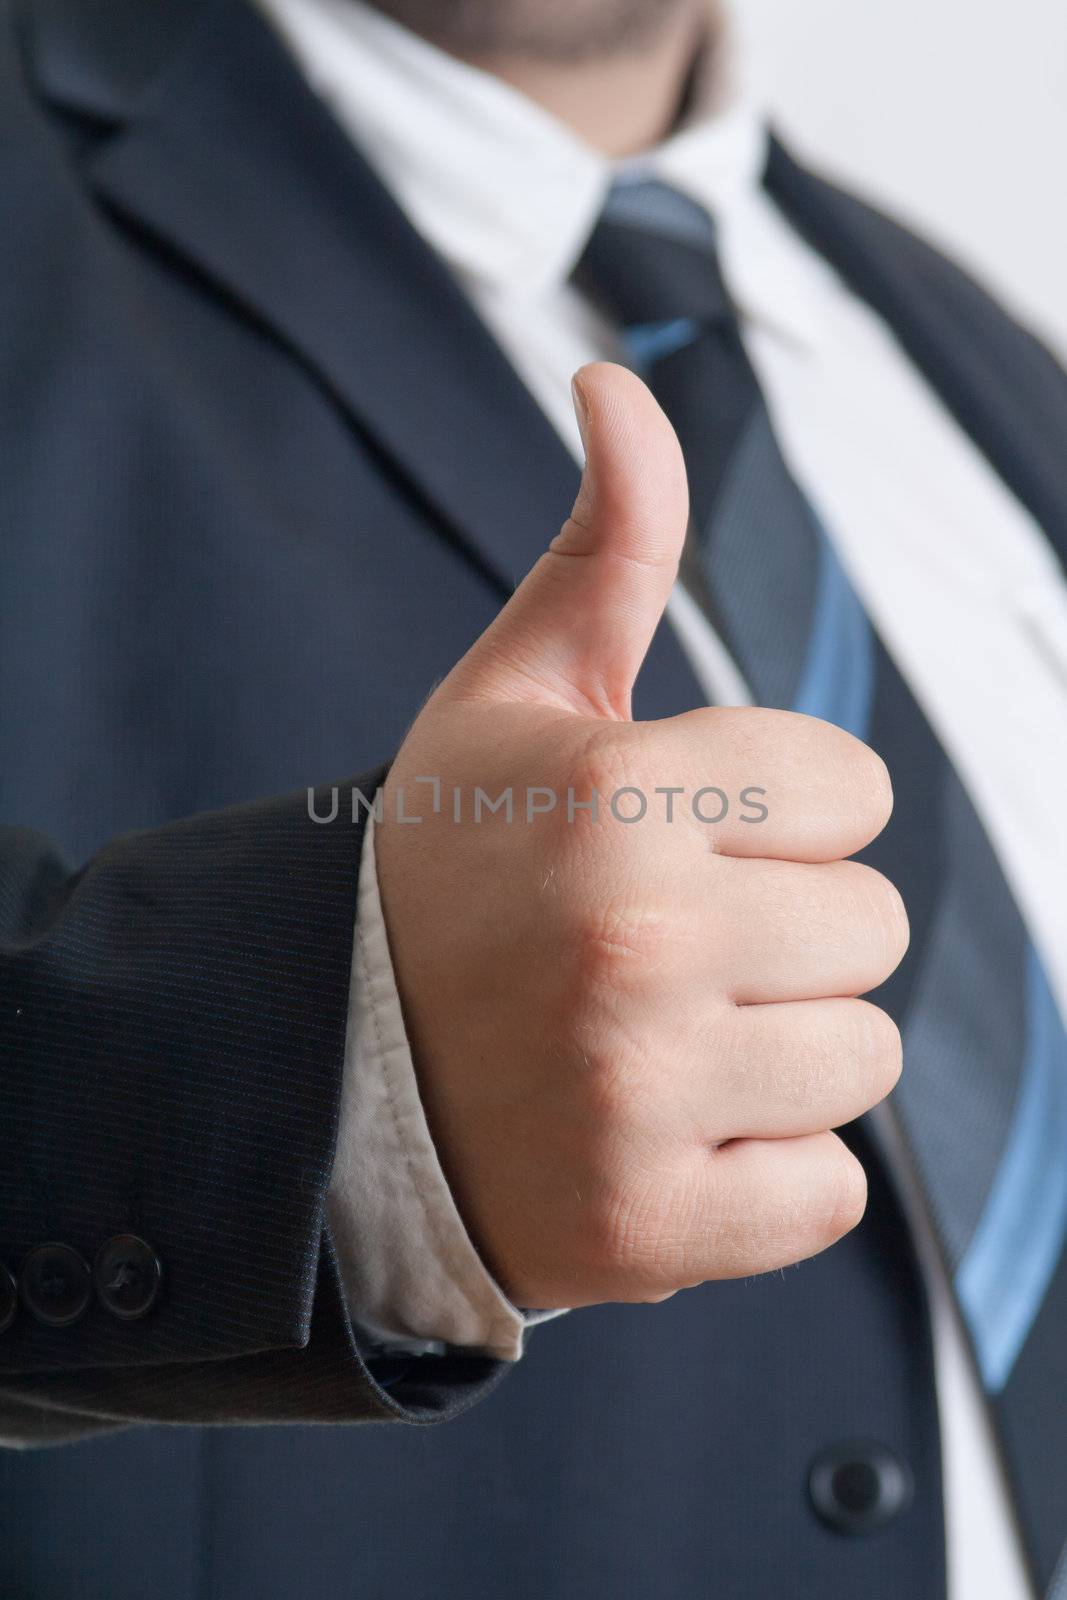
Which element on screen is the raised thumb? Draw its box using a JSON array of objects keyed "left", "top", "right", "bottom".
[{"left": 448, "top": 361, "right": 689, "bottom": 720}]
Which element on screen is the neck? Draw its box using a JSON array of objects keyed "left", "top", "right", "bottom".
[{"left": 467, "top": 4, "right": 711, "bottom": 158}]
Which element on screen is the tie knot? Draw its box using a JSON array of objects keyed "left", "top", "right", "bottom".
[{"left": 574, "top": 177, "right": 733, "bottom": 351}]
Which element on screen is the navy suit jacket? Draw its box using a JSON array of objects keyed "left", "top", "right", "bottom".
[{"left": 3, "top": 0, "right": 1067, "bottom": 1595}]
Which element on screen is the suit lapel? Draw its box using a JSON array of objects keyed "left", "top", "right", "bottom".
[
  {"left": 26, "top": 0, "right": 704, "bottom": 721},
  {"left": 76, "top": 0, "right": 579, "bottom": 594}
]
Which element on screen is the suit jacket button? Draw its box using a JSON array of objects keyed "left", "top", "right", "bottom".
[
  {"left": 0, "top": 1264, "right": 17, "bottom": 1333},
  {"left": 93, "top": 1235, "right": 162, "bottom": 1321},
  {"left": 20, "top": 1244, "right": 92, "bottom": 1327},
  {"left": 808, "top": 1442, "right": 913, "bottom": 1534}
]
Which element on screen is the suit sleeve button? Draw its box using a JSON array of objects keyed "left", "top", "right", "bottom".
[
  {"left": 0, "top": 1264, "right": 17, "bottom": 1333},
  {"left": 93, "top": 1235, "right": 162, "bottom": 1321},
  {"left": 20, "top": 1244, "right": 92, "bottom": 1327}
]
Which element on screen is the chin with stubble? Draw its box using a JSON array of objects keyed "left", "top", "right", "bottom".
[{"left": 366, "top": 0, "right": 697, "bottom": 63}]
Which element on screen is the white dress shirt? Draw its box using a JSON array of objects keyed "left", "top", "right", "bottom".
[{"left": 256, "top": 1, "right": 1067, "bottom": 1593}]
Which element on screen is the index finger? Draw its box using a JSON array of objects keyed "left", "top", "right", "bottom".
[{"left": 647, "top": 704, "right": 893, "bottom": 862}]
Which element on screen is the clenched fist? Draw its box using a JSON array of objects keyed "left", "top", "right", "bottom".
[{"left": 375, "top": 362, "right": 907, "bottom": 1312}]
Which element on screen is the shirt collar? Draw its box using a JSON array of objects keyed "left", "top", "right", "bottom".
[{"left": 257, "top": 0, "right": 825, "bottom": 348}]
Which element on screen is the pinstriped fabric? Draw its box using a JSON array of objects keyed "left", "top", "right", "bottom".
[
  {"left": 0, "top": 788, "right": 354, "bottom": 1371},
  {"left": 0, "top": 770, "right": 503, "bottom": 1436},
  {"left": 0, "top": 1240, "right": 503, "bottom": 1443},
  {"left": 575, "top": 176, "right": 1067, "bottom": 1595}
]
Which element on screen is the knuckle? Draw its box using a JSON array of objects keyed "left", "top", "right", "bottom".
[
  {"left": 569, "top": 897, "right": 674, "bottom": 991},
  {"left": 570, "top": 720, "right": 650, "bottom": 802},
  {"left": 569, "top": 1016, "right": 660, "bottom": 1152},
  {"left": 549, "top": 721, "right": 657, "bottom": 854}
]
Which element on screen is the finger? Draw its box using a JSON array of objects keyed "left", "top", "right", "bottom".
[
  {"left": 446, "top": 362, "right": 689, "bottom": 718},
  {"left": 646, "top": 705, "right": 894, "bottom": 862},
  {"left": 675, "top": 1131, "right": 868, "bottom": 1284},
  {"left": 707, "top": 856, "right": 910, "bottom": 1003},
  {"left": 695, "top": 996, "right": 902, "bottom": 1140}
]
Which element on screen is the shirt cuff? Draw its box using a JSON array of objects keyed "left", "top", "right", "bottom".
[{"left": 327, "top": 813, "right": 549, "bottom": 1361}]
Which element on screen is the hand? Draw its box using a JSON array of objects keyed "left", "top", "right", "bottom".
[{"left": 375, "top": 362, "right": 907, "bottom": 1312}]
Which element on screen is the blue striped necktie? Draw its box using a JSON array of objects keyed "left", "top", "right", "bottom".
[{"left": 575, "top": 175, "right": 1067, "bottom": 1597}]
